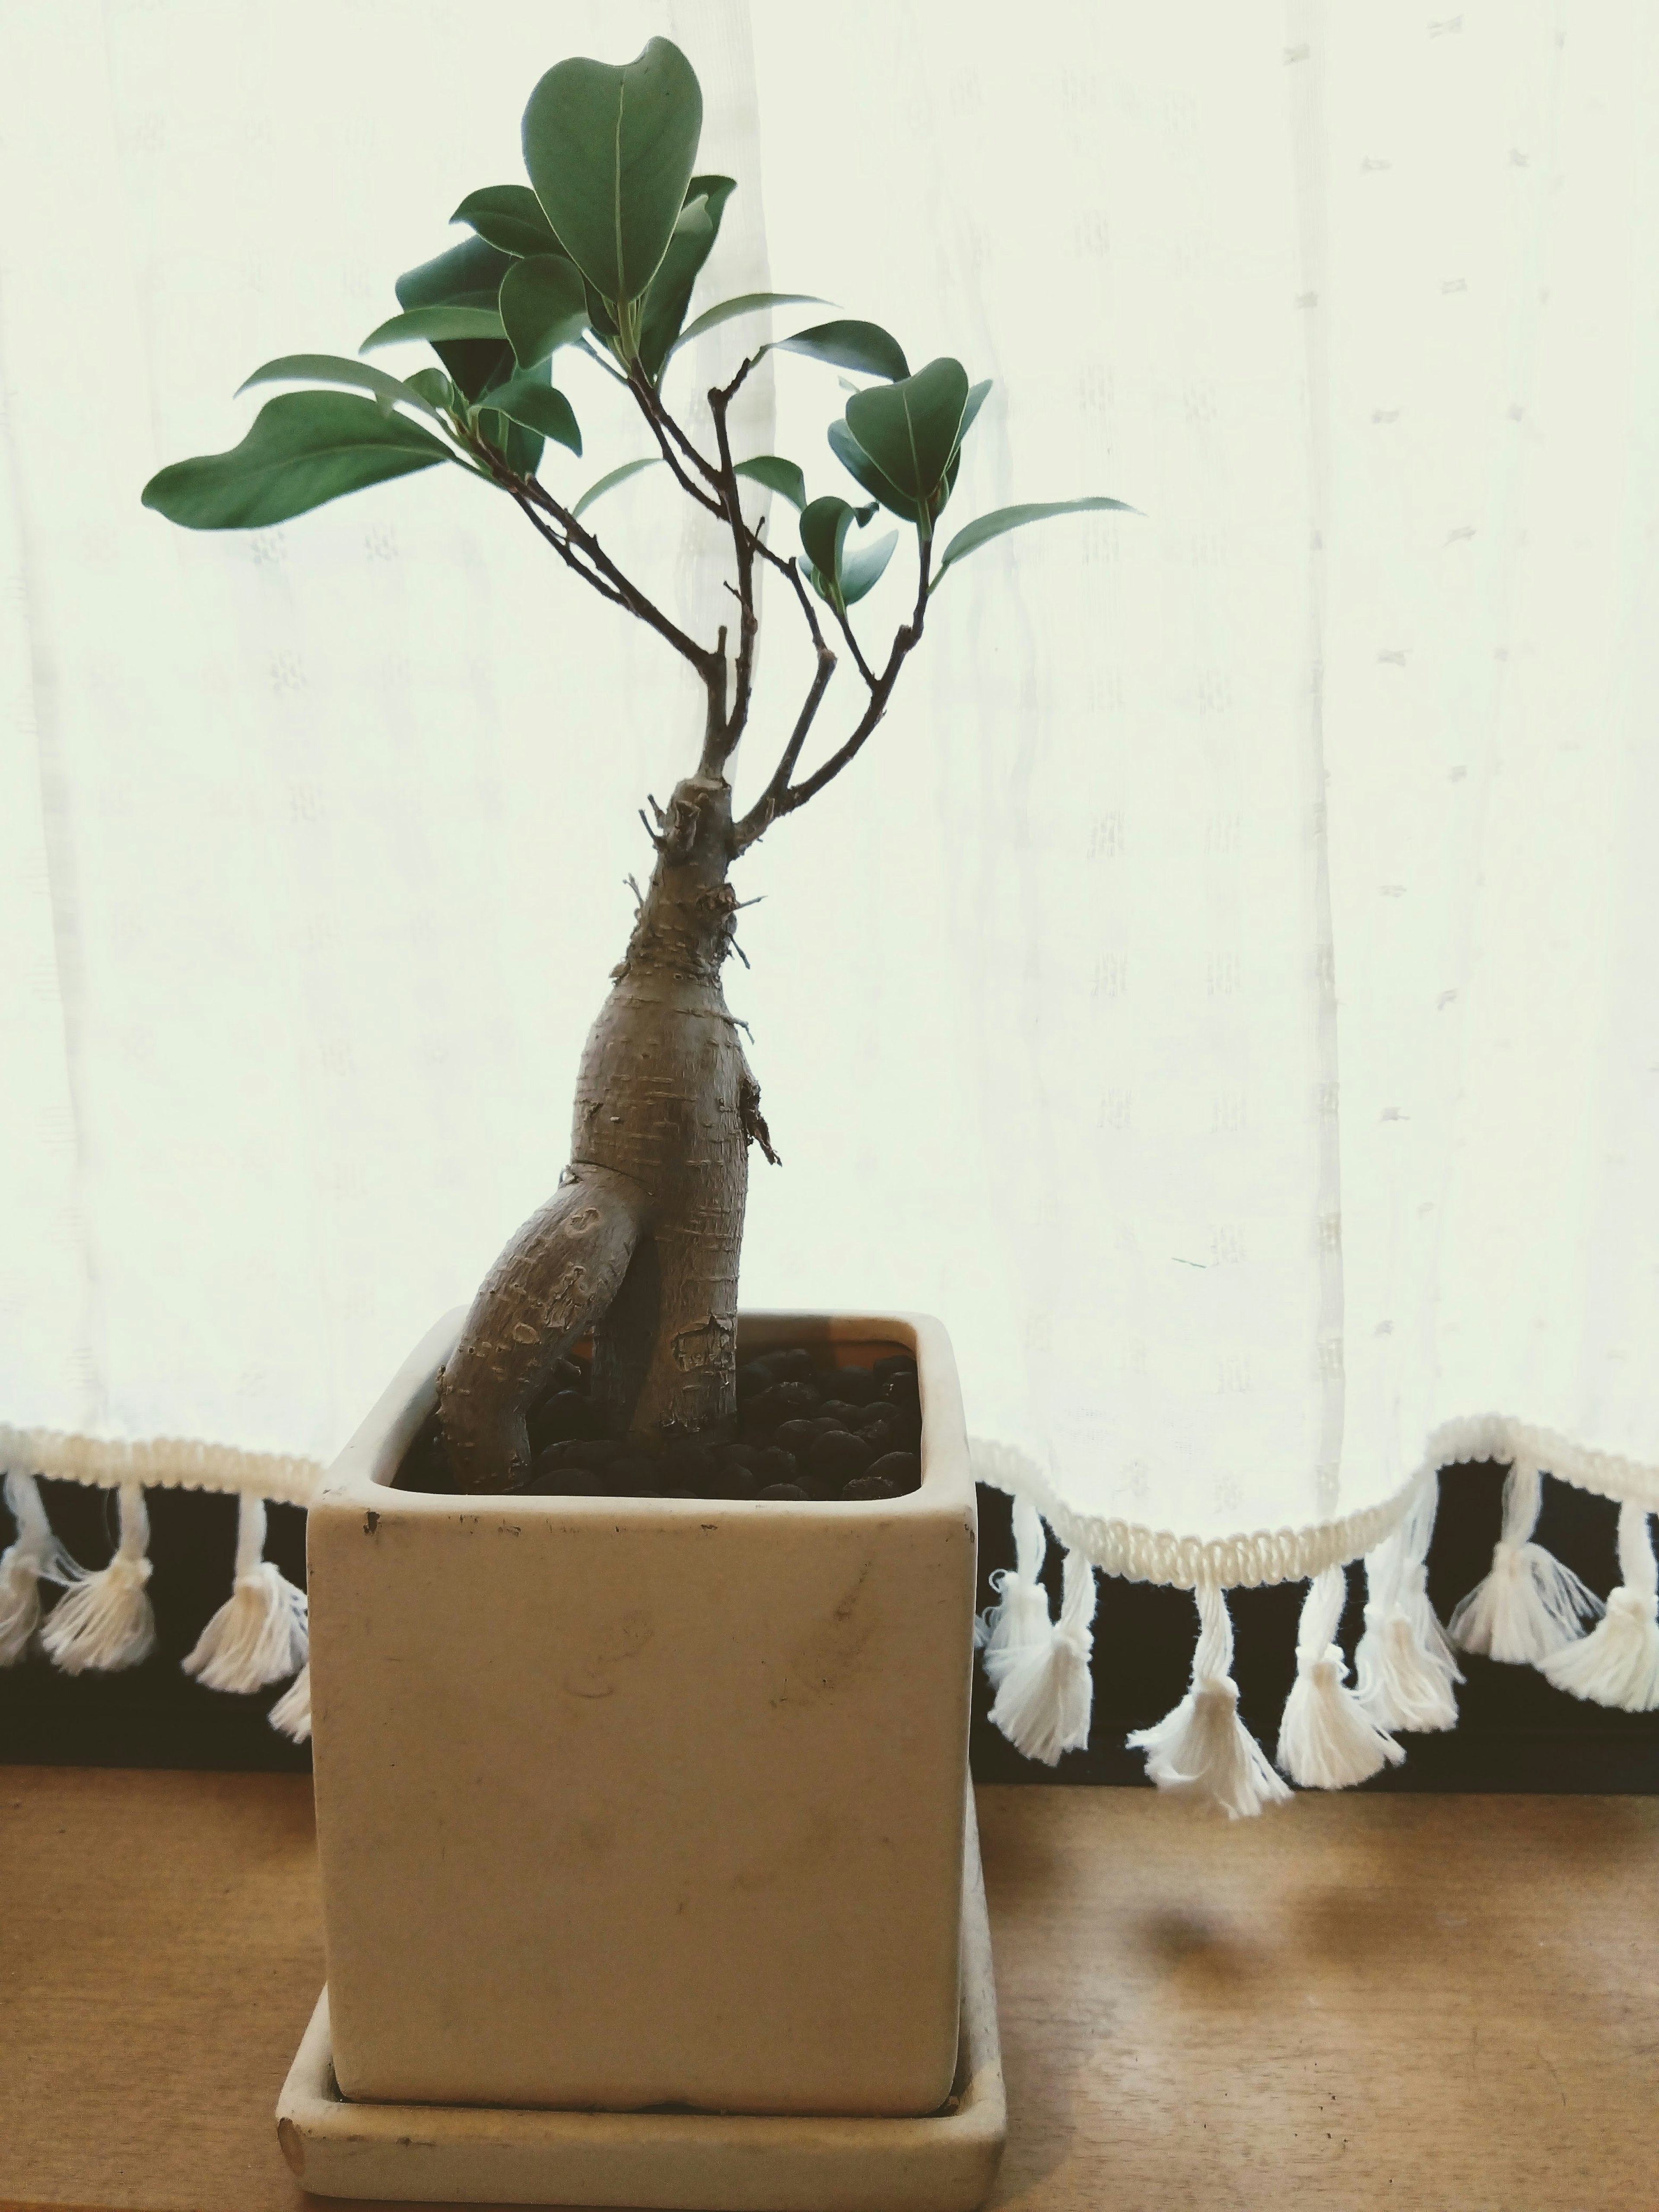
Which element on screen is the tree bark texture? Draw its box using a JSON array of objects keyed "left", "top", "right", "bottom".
[{"left": 439, "top": 773, "right": 775, "bottom": 1492}]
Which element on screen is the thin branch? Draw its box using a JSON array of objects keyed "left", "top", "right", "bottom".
[
  {"left": 829, "top": 597, "right": 877, "bottom": 692},
  {"left": 772, "top": 530, "right": 934, "bottom": 821},
  {"left": 515, "top": 472, "right": 720, "bottom": 684},
  {"left": 703, "top": 374, "right": 764, "bottom": 772},
  {"left": 506, "top": 484, "right": 628, "bottom": 607},
  {"left": 733, "top": 555, "right": 838, "bottom": 852},
  {"left": 628, "top": 363, "right": 725, "bottom": 493},
  {"left": 624, "top": 368, "right": 725, "bottom": 517}
]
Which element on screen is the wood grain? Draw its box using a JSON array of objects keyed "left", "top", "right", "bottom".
[{"left": 1, "top": 1770, "right": 1655, "bottom": 2211}]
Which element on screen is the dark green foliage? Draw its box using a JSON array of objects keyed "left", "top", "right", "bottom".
[
  {"left": 774, "top": 320, "right": 909, "bottom": 381},
  {"left": 521, "top": 39, "right": 702, "bottom": 327},
  {"left": 452, "top": 184, "right": 567, "bottom": 261},
  {"left": 636, "top": 175, "right": 736, "bottom": 382},
  {"left": 932, "top": 498, "right": 1141, "bottom": 589},
  {"left": 141, "top": 392, "right": 452, "bottom": 528},
  {"left": 499, "top": 256, "right": 589, "bottom": 371},
  {"left": 734, "top": 456, "right": 807, "bottom": 511},
  {"left": 393, "top": 235, "right": 518, "bottom": 404},
  {"left": 475, "top": 369, "right": 582, "bottom": 457},
  {"left": 238, "top": 354, "right": 447, "bottom": 425},
  {"left": 799, "top": 495, "right": 895, "bottom": 609}
]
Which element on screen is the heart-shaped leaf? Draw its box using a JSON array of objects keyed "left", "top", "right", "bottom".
[
  {"left": 474, "top": 369, "right": 582, "bottom": 457},
  {"left": 361, "top": 305, "right": 508, "bottom": 352},
  {"left": 499, "top": 255, "right": 590, "bottom": 371},
  {"left": 395, "top": 235, "right": 517, "bottom": 401},
  {"left": 453, "top": 184, "right": 567, "bottom": 261},
  {"left": 142, "top": 392, "right": 453, "bottom": 530},
  {"left": 932, "top": 497, "right": 1140, "bottom": 588},
  {"left": 827, "top": 416, "right": 922, "bottom": 527},
  {"left": 735, "top": 454, "right": 807, "bottom": 511},
  {"left": 571, "top": 457, "right": 662, "bottom": 520},
  {"left": 774, "top": 319, "right": 909, "bottom": 381},
  {"left": 637, "top": 175, "right": 737, "bottom": 382},
  {"left": 521, "top": 38, "right": 702, "bottom": 312},
  {"left": 237, "top": 354, "right": 450, "bottom": 428},
  {"left": 667, "top": 290, "right": 827, "bottom": 363},
  {"left": 843, "top": 358, "right": 970, "bottom": 523}
]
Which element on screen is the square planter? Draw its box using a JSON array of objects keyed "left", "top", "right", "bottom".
[{"left": 307, "top": 1308, "right": 979, "bottom": 2118}]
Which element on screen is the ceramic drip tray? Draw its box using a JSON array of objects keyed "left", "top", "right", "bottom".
[{"left": 276, "top": 1806, "right": 1006, "bottom": 2211}]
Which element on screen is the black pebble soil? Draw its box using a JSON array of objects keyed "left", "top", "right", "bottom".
[{"left": 395, "top": 1348, "right": 923, "bottom": 1504}]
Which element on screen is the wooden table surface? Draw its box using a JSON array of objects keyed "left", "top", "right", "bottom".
[{"left": 1, "top": 1769, "right": 1654, "bottom": 2212}]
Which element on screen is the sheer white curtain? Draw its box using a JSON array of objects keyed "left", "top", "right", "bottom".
[{"left": 2, "top": 0, "right": 1654, "bottom": 1790}]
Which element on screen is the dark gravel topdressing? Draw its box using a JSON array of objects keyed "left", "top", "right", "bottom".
[{"left": 395, "top": 1345, "right": 923, "bottom": 1502}]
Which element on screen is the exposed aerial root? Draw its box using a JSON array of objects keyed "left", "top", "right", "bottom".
[{"left": 439, "top": 1163, "right": 649, "bottom": 1491}]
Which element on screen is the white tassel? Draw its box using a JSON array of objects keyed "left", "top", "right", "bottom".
[
  {"left": 270, "top": 1661, "right": 312, "bottom": 1742},
  {"left": 39, "top": 1483, "right": 156, "bottom": 1675},
  {"left": 984, "top": 1546, "right": 1097, "bottom": 1765},
  {"left": 1354, "top": 1477, "right": 1462, "bottom": 1732},
  {"left": 1127, "top": 1582, "right": 1291, "bottom": 1818},
  {"left": 1276, "top": 1565, "right": 1404, "bottom": 1788},
  {"left": 1540, "top": 1502, "right": 1659, "bottom": 1712},
  {"left": 1448, "top": 1459, "right": 1602, "bottom": 1663},
  {"left": 0, "top": 1472, "right": 78, "bottom": 1664},
  {"left": 183, "top": 1495, "right": 308, "bottom": 1694},
  {"left": 975, "top": 1495, "right": 1052, "bottom": 1658}
]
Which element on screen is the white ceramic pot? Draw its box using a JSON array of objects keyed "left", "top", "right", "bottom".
[{"left": 308, "top": 1309, "right": 979, "bottom": 2119}]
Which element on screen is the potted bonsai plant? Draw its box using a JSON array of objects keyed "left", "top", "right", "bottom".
[{"left": 144, "top": 33, "right": 1129, "bottom": 2191}]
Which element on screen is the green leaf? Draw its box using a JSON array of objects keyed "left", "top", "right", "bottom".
[
  {"left": 406, "top": 367, "right": 458, "bottom": 410},
  {"left": 571, "top": 457, "right": 661, "bottom": 520},
  {"left": 141, "top": 392, "right": 452, "bottom": 530},
  {"left": 827, "top": 416, "right": 924, "bottom": 528},
  {"left": 236, "top": 354, "right": 449, "bottom": 427},
  {"left": 637, "top": 175, "right": 737, "bottom": 382},
  {"left": 521, "top": 38, "right": 703, "bottom": 311},
  {"left": 799, "top": 495, "right": 896, "bottom": 610},
  {"left": 452, "top": 184, "right": 566, "bottom": 261},
  {"left": 735, "top": 454, "right": 807, "bottom": 511},
  {"left": 799, "top": 495, "right": 858, "bottom": 601},
  {"left": 396, "top": 235, "right": 513, "bottom": 313},
  {"left": 394, "top": 235, "right": 517, "bottom": 403},
  {"left": 843, "top": 358, "right": 971, "bottom": 526},
  {"left": 361, "top": 305, "right": 508, "bottom": 351},
  {"left": 841, "top": 527, "right": 897, "bottom": 605},
  {"left": 667, "top": 290, "right": 826, "bottom": 361},
  {"left": 957, "top": 378, "right": 992, "bottom": 451},
  {"left": 931, "top": 497, "right": 1139, "bottom": 587},
  {"left": 473, "top": 369, "right": 582, "bottom": 457},
  {"left": 774, "top": 319, "right": 909, "bottom": 381},
  {"left": 498, "top": 254, "right": 590, "bottom": 370}
]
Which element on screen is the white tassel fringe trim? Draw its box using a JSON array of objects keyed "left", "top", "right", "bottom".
[
  {"left": 270, "top": 1662, "right": 311, "bottom": 1742},
  {"left": 1276, "top": 1565, "right": 1403, "bottom": 1788},
  {"left": 1128, "top": 1582, "right": 1291, "bottom": 1818},
  {"left": 39, "top": 1483, "right": 156, "bottom": 1675},
  {"left": 0, "top": 1473, "right": 79, "bottom": 1664},
  {"left": 1354, "top": 1477, "right": 1462, "bottom": 1732},
  {"left": 1540, "top": 1503, "right": 1659, "bottom": 1712},
  {"left": 183, "top": 1495, "right": 308, "bottom": 1694},
  {"left": 978, "top": 1497, "right": 1097, "bottom": 1764},
  {"left": 1448, "top": 1460, "right": 1602, "bottom": 1664}
]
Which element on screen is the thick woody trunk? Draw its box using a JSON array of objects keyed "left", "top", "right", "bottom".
[{"left": 439, "top": 772, "right": 774, "bottom": 1492}]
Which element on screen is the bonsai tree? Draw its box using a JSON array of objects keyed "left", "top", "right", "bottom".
[{"left": 144, "top": 39, "right": 1131, "bottom": 1493}]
